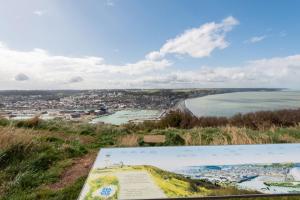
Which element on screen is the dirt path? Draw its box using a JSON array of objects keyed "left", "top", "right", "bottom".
[
  {"left": 48, "top": 152, "right": 97, "bottom": 190},
  {"left": 116, "top": 171, "right": 166, "bottom": 199}
]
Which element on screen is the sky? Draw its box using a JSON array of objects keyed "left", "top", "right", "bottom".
[{"left": 0, "top": 0, "right": 300, "bottom": 89}]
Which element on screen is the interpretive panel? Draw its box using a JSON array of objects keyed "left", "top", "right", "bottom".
[{"left": 79, "top": 144, "right": 300, "bottom": 199}]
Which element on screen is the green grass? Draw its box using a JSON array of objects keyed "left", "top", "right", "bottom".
[
  {"left": 0, "top": 117, "right": 300, "bottom": 199},
  {"left": 0, "top": 126, "right": 89, "bottom": 200}
]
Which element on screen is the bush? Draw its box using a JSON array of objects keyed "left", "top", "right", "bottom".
[
  {"left": 45, "top": 136, "right": 64, "bottom": 144},
  {"left": 30, "top": 151, "right": 60, "bottom": 171},
  {"left": 0, "top": 143, "right": 33, "bottom": 169},
  {"left": 65, "top": 143, "right": 88, "bottom": 158},
  {"left": 142, "top": 109, "right": 300, "bottom": 130},
  {"left": 15, "top": 116, "right": 41, "bottom": 128},
  {"left": 79, "top": 125, "right": 96, "bottom": 135},
  {"left": 0, "top": 118, "right": 9, "bottom": 126},
  {"left": 165, "top": 132, "right": 185, "bottom": 145}
]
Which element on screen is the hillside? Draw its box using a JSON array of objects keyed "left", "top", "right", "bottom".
[{"left": 1, "top": 115, "right": 300, "bottom": 200}]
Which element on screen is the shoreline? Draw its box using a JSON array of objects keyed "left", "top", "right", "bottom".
[
  {"left": 170, "top": 89, "right": 285, "bottom": 118},
  {"left": 174, "top": 99, "right": 195, "bottom": 116}
]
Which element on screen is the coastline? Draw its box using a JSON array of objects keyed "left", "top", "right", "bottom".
[
  {"left": 172, "top": 99, "right": 195, "bottom": 116},
  {"left": 170, "top": 88, "right": 285, "bottom": 118},
  {"left": 175, "top": 90, "right": 300, "bottom": 119}
]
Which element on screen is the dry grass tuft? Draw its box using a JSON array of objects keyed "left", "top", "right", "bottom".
[
  {"left": 183, "top": 132, "right": 193, "bottom": 145},
  {"left": 0, "top": 127, "right": 36, "bottom": 150},
  {"left": 118, "top": 134, "right": 139, "bottom": 146},
  {"left": 211, "top": 134, "right": 230, "bottom": 145},
  {"left": 182, "top": 125, "right": 300, "bottom": 146},
  {"left": 224, "top": 126, "right": 254, "bottom": 145},
  {"left": 0, "top": 126, "right": 94, "bottom": 151},
  {"left": 278, "top": 134, "right": 297, "bottom": 143},
  {"left": 143, "top": 135, "right": 166, "bottom": 143}
]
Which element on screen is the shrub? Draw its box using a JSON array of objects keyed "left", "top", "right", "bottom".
[
  {"left": 15, "top": 116, "right": 41, "bottom": 128},
  {"left": 0, "top": 118, "right": 9, "bottom": 126},
  {"left": 79, "top": 125, "right": 96, "bottom": 135},
  {"left": 30, "top": 151, "right": 60, "bottom": 171},
  {"left": 165, "top": 132, "right": 185, "bottom": 145},
  {"left": 143, "top": 109, "right": 300, "bottom": 130},
  {"left": 45, "top": 136, "right": 64, "bottom": 144},
  {"left": 0, "top": 143, "right": 33, "bottom": 169}
]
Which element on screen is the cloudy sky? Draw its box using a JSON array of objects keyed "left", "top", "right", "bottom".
[{"left": 0, "top": 0, "right": 300, "bottom": 89}]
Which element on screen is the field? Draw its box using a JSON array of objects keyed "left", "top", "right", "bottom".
[{"left": 1, "top": 114, "right": 300, "bottom": 200}]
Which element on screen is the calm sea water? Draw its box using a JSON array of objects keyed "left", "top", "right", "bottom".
[{"left": 185, "top": 91, "right": 300, "bottom": 117}]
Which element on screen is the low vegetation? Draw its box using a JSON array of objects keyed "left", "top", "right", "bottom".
[
  {"left": 0, "top": 109, "right": 300, "bottom": 199},
  {"left": 135, "top": 109, "right": 300, "bottom": 130}
]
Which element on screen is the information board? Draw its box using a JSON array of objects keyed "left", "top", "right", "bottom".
[{"left": 79, "top": 144, "right": 300, "bottom": 199}]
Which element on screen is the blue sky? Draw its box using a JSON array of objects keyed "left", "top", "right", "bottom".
[{"left": 0, "top": 0, "right": 300, "bottom": 89}]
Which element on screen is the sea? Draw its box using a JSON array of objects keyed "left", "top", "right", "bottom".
[{"left": 185, "top": 91, "right": 300, "bottom": 117}]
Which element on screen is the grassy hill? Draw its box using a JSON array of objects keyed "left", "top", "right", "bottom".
[{"left": 1, "top": 115, "right": 300, "bottom": 200}]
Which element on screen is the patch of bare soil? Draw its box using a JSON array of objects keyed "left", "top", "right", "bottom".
[{"left": 48, "top": 152, "right": 97, "bottom": 190}]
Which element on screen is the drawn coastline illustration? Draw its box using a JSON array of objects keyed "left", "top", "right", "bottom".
[{"left": 79, "top": 144, "right": 300, "bottom": 199}]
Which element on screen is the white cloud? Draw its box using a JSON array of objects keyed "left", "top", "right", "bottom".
[
  {"left": 279, "top": 31, "right": 287, "bottom": 37},
  {"left": 1, "top": 40, "right": 300, "bottom": 89},
  {"left": 0, "top": 42, "right": 171, "bottom": 89},
  {"left": 146, "top": 51, "right": 163, "bottom": 61},
  {"left": 33, "top": 10, "right": 46, "bottom": 16},
  {"left": 146, "top": 16, "right": 239, "bottom": 59},
  {"left": 246, "top": 35, "right": 267, "bottom": 44},
  {"left": 123, "top": 55, "right": 300, "bottom": 88},
  {"left": 106, "top": 0, "right": 115, "bottom": 6},
  {"left": 1, "top": 16, "right": 300, "bottom": 89}
]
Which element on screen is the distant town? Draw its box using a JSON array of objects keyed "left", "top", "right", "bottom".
[
  {"left": 178, "top": 163, "right": 300, "bottom": 193},
  {"left": 0, "top": 88, "right": 279, "bottom": 123},
  {"left": 180, "top": 164, "right": 294, "bottom": 183}
]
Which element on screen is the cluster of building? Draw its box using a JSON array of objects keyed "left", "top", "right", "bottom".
[
  {"left": 180, "top": 164, "right": 294, "bottom": 184},
  {"left": 0, "top": 90, "right": 185, "bottom": 122},
  {"left": 0, "top": 88, "right": 270, "bottom": 122}
]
